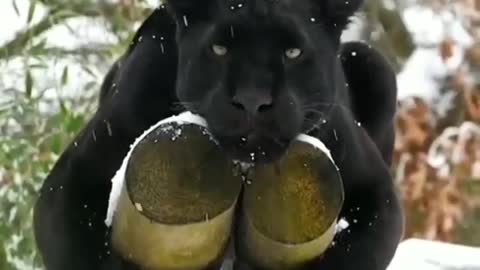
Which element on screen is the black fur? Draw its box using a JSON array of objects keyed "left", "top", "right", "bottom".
[{"left": 34, "top": 1, "right": 404, "bottom": 269}]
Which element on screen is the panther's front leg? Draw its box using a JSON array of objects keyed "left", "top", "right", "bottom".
[
  {"left": 307, "top": 107, "right": 404, "bottom": 270},
  {"left": 309, "top": 174, "right": 403, "bottom": 270},
  {"left": 233, "top": 106, "right": 403, "bottom": 270}
]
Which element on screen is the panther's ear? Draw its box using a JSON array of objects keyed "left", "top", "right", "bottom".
[
  {"left": 312, "top": 0, "right": 364, "bottom": 34},
  {"left": 166, "top": 0, "right": 202, "bottom": 13}
]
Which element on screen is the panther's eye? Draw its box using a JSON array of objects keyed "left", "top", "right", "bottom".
[
  {"left": 212, "top": 44, "right": 228, "bottom": 56},
  {"left": 285, "top": 48, "right": 302, "bottom": 59}
]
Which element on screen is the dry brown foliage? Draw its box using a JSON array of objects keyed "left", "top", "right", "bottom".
[{"left": 394, "top": 56, "right": 480, "bottom": 242}]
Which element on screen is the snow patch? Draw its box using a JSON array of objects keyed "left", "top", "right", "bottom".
[
  {"left": 0, "top": 0, "right": 48, "bottom": 44},
  {"left": 335, "top": 218, "right": 350, "bottom": 234},
  {"left": 296, "top": 134, "right": 338, "bottom": 170},
  {"left": 396, "top": 5, "right": 474, "bottom": 116},
  {"left": 387, "top": 239, "right": 480, "bottom": 270}
]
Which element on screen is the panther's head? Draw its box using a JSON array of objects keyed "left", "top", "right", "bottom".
[{"left": 168, "top": 0, "right": 363, "bottom": 163}]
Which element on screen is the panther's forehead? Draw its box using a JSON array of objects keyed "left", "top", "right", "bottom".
[
  {"left": 209, "top": 0, "right": 312, "bottom": 42},
  {"left": 167, "top": 0, "right": 363, "bottom": 42},
  {"left": 214, "top": 0, "right": 310, "bottom": 22}
]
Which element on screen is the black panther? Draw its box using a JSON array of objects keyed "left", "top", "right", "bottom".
[{"left": 33, "top": 0, "right": 404, "bottom": 269}]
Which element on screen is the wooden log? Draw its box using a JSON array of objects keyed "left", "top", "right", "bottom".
[
  {"left": 239, "top": 134, "right": 344, "bottom": 269},
  {"left": 111, "top": 113, "right": 242, "bottom": 270}
]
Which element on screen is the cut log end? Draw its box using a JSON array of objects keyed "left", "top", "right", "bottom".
[
  {"left": 112, "top": 119, "right": 241, "bottom": 270},
  {"left": 241, "top": 136, "right": 344, "bottom": 268},
  {"left": 125, "top": 122, "right": 242, "bottom": 224}
]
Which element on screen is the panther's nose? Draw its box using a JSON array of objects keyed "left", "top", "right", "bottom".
[{"left": 232, "top": 91, "right": 273, "bottom": 116}]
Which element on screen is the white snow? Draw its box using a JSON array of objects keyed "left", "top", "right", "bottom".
[
  {"left": 105, "top": 111, "right": 208, "bottom": 226},
  {"left": 341, "top": 13, "right": 367, "bottom": 43},
  {"left": 0, "top": 0, "right": 119, "bottom": 51},
  {"left": 41, "top": 17, "right": 119, "bottom": 50},
  {"left": 0, "top": 1, "right": 119, "bottom": 115},
  {"left": 0, "top": 0, "right": 48, "bottom": 43},
  {"left": 296, "top": 134, "right": 338, "bottom": 170},
  {"left": 396, "top": 5, "right": 474, "bottom": 115},
  {"left": 0, "top": 55, "right": 109, "bottom": 114},
  {"left": 426, "top": 121, "right": 480, "bottom": 180},
  {"left": 0, "top": 0, "right": 160, "bottom": 115},
  {"left": 387, "top": 238, "right": 480, "bottom": 270},
  {"left": 335, "top": 218, "right": 350, "bottom": 233}
]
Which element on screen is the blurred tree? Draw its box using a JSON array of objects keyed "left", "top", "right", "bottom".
[
  {"left": 0, "top": 0, "right": 153, "bottom": 60},
  {"left": 0, "top": 1, "right": 157, "bottom": 269},
  {"left": 364, "top": 0, "right": 415, "bottom": 71}
]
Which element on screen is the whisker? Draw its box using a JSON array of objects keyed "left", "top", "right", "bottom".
[
  {"left": 303, "top": 108, "right": 326, "bottom": 116},
  {"left": 170, "top": 101, "right": 200, "bottom": 111},
  {"left": 302, "top": 101, "right": 347, "bottom": 110},
  {"left": 172, "top": 101, "right": 200, "bottom": 106},
  {"left": 273, "top": 138, "right": 288, "bottom": 147}
]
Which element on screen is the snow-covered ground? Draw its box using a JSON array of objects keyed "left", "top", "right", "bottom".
[{"left": 388, "top": 238, "right": 480, "bottom": 270}]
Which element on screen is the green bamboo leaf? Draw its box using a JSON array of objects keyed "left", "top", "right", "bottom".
[
  {"left": 25, "top": 70, "right": 33, "bottom": 99},
  {"left": 27, "top": 0, "right": 37, "bottom": 24},
  {"left": 30, "top": 38, "right": 47, "bottom": 55},
  {"left": 61, "top": 66, "right": 69, "bottom": 86},
  {"left": 59, "top": 98, "right": 68, "bottom": 115},
  {"left": 0, "top": 245, "right": 7, "bottom": 270},
  {"left": 83, "top": 81, "right": 97, "bottom": 91},
  {"left": 82, "top": 66, "right": 96, "bottom": 77},
  {"left": 28, "top": 63, "right": 48, "bottom": 69},
  {"left": 11, "top": 0, "right": 20, "bottom": 16}
]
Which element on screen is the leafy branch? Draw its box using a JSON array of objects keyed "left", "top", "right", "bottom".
[{"left": 0, "top": 1, "right": 150, "bottom": 59}]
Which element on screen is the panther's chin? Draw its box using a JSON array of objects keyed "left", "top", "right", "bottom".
[{"left": 215, "top": 133, "right": 292, "bottom": 164}]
